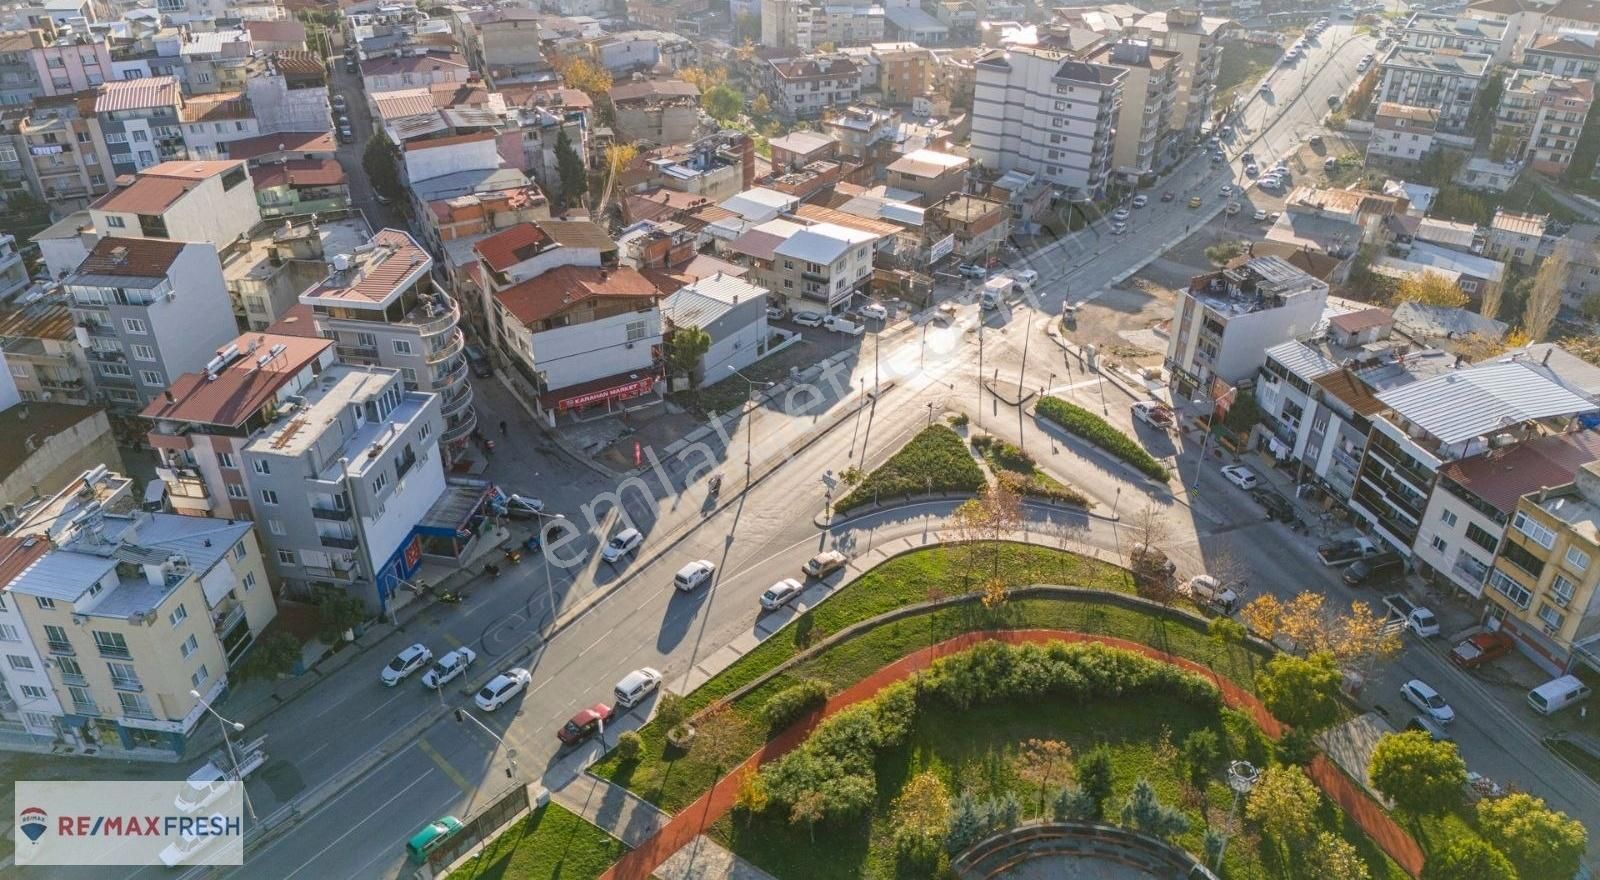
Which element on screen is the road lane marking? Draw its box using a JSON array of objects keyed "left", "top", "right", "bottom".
[
  {"left": 417, "top": 736, "right": 475, "bottom": 797},
  {"left": 278, "top": 768, "right": 438, "bottom": 880},
  {"left": 356, "top": 687, "right": 407, "bottom": 724}
]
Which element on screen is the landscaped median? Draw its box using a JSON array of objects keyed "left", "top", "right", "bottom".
[
  {"left": 1035, "top": 395, "right": 1169, "bottom": 482},
  {"left": 834, "top": 423, "right": 985, "bottom": 512}
]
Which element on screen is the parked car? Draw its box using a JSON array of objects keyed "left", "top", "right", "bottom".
[
  {"left": 1220, "top": 464, "right": 1258, "bottom": 490},
  {"left": 1249, "top": 488, "right": 1296, "bottom": 522},
  {"left": 1342, "top": 551, "right": 1406, "bottom": 587},
  {"left": 475, "top": 667, "right": 532, "bottom": 711},
  {"left": 802, "top": 550, "right": 848, "bottom": 579},
  {"left": 1188, "top": 196, "right": 1202, "bottom": 208},
  {"left": 601, "top": 527, "right": 643, "bottom": 563},
  {"left": 558, "top": 703, "right": 613, "bottom": 745},
  {"left": 673, "top": 559, "right": 716, "bottom": 591},
  {"left": 1528, "top": 674, "right": 1592, "bottom": 715},
  {"left": 766, "top": 304, "right": 787, "bottom": 321},
  {"left": 859, "top": 302, "right": 889, "bottom": 321},
  {"left": 331, "top": 94, "right": 347, "bottom": 111},
  {"left": 1449, "top": 631, "right": 1514, "bottom": 669},
  {"left": 1225, "top": 202, "right": 1241, "bottom": 216},
  {"left": 1383, "top": 593, "right": 1440, "bottom": 637},
  {"left": 1219, "top": 184, "right": 1234, "bottom": 197},
  {"left": 792, "top": 311, "right": 826, "bottom": 327},
  {"left": 1161, "top": 191, "right": 1176, "bottom": 202},
  {"left": 957, "top": 263, "right": 988, "bottom": 279},
  {"left": 1407, "top": 714, "right": 1453, "bottom": 742},
  {"left": 1112, "top": 207, "right": 1130, "bottom": 221},
  {"left": 1253, "top": 208, "right": 1270, "bottom": 221},
  {"left": 1013, "top": 268, "right": 1039, "bottom": 286},
  {"left": 381, "top": 643, "right": 433, "bottom": 686},
  {"left": 1182, "top": 575, "right": 1238, "bottom": 613},
  {"left": 1327, "top": 95, "right": 1342, "bottom": 109},
  {"left": 1401, "top": 679, "right": 1455, "bottom": 724},
  {"left": 406, "top": 816, "right": 463, "bottom": 864},
  {"left": 614, "top": 667, "right": 662, "bottom": 708},
  {"left": 1131, "top": 194, "right": 1148, "bottom": 208},
  {"left": 337, "top": 126, "right": 355, "bottom": 145},
  {"left": 1245, "top": 163, "right": 1259, "bottom": 177},
  {"left": 822, "top": 315, "right": 865, "bottom": 336},
  {"left": 760, "top": 577, "right": 805, "bottom": 610},
  {"left": 1131, "top": 400, "right": 1174, "bottom": 428},
  {"left": 1110, "top": 221, "right": 1128, "bottom": 235},
  {"left": 421, "top": 647, "right": 477, "bottom": 689},
  {"left": 464, "top": 344, "right": 492, "bottom": 377}
]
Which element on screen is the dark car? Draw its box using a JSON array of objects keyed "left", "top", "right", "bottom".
[
  {"left": 344, "top": 59, "right": 358, "bottom": 73},
  {"left": 1342, "top": 551, "right": 1406, "bottom": 587},
  {"left": 1449, "top": 632, "right": 1514, "bottom": 669},
  {"left": 337, "top": 126, "right": 354, "bottom": 145},
  {"left": 557, "top": 703, "right": 613, "bottom": 745},
  {"left": 464, "top": 344, "right": 492, "bottom": 377},
  {"left": 1248, "top": 488, "right": 1295, "bottom": 522}
]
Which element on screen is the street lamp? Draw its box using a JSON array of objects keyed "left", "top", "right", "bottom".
[
  {"left": 727, "top": 366, "right": 772, "bottom": 472},
  {"left": 189, "top": 689, "right": 257, "bottom": 821},
  {"left": 453, "top": 708, "right": 520, "bottom": 780},
  {"left": 1191, "top": 396, "right": 1214, "bottom": 490},
  {"left": 1215, "top": 760, "right": 1261, "bottom": 871}
]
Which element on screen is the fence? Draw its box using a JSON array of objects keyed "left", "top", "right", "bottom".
[{"left": 425, "top": 782, "right": 532, "bottom": 874}]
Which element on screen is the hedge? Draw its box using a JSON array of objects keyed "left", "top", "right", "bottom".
[
  {"left": 760, "top": 678, "right": 831, "bottom": 730},
  {"left": 1035, "top": 396, "right": 1169, "bottom": 482},
  {"left": 836, "top": 424, "right": 986, "bottom": 511}
]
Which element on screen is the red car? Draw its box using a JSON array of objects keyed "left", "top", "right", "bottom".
[
  {"left": 1449, "top": 632, "right": 1514, "bottom": 669},
  {"left": 557, "top": 703, "right": 613, "bottom": 745}
]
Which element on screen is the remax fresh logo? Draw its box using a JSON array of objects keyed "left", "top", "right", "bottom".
[{"left": 18, "top": 806, "right": 47, "bottom": 843}]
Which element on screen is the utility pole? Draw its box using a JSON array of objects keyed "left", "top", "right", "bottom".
[
  {"left": 454, "top": 708, "right": 520, "bottom": 779},
  {"left": 190, "top": 690, "right": 257, "bottom": 821}
]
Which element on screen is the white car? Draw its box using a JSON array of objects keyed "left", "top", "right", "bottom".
[
  {"left": 1112, "top": 208, "right": 1130, "bottom": 221},
  {"left": 1131, "top": 194, "right": 1148, "bottom": 208},
  {"left": 421, "top": 647, "right": 477, "bottom": 689},
  {"left": 614, "top": 667, "right": 663, "bottom": 707},
  {"left": 957, "top": 263, "right": 988, "bottom": 279},
  {"left": 1219, "top": 184, "right": 1234, "bottom": 197},
  {"left": 792, "top": 311, "right": 825, "bottom": 327},
  {"left": 1220, "top": 465, "right": 1258, "bottom": 490},
  {"left": 1253, "top": 208, "right": 1270, "bottom": 221},
  {"left": 1110, "top": 221, "right": 1128, "bottom": 235},
  {"left": 760, "top": 577, "right": 805, "bottom": 610},
  {"left": 859, "top": 302, "right": 889, "bottom": 321},
  {"left": 601, "top": 527, "right": 643, "bottom": 563},
  {"left": 673, "top": 559, "right": 716, "bottom": 591},
  {"left": 1013, "top": 268, "right": 1039, "bottom": 286},
  {"left": 475, "top": 667, "right": 532, "bottom": 711},
  {"left": 381, "top": 643, "right": 433, "bottom": 686},
  {"left": 1401, "top": 679, "right": 1455, "bottom": 724},
  {"left": 765, "top": 305, "right": 787, "bottom": 321}
]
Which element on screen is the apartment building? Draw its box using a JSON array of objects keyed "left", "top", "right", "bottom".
[
  {"left": 1400, "top": 12, "right": 1509, "bottom": 63},
  {"left": 971, "top": 46, "right": 1124, "bottom": 200},
  {"left": 767, "top": 55, "right": 862, "bottom": 121},
  {"left": 885, "top": 148, "right": 968, "bottom": 204},
  {"left": 91, "top": 76, "right": 185, "bottom": 177},
  {"left": 359, "top": 50, "right": 470, "bottom": 98},
  {"left": 763, "top": 0, "right": 822, "bottom": 50},
  {"left": 0, "top": 402, "right": 118, "bottom": 523},
  {"left": 0, "top": 295, "right": 90, "bottom": 405},
  {"left": 1131, "top": 9, "right": 1227, "bottom": 141},
  {"left": 1377, "top": 46, "right": 1490, "bottom": 133},
  {"left": 1523, "top": 32, "right": 1600, "bottom": 79},
  {"left": 823, "top": 104, "right": 898, "bottom": 163},
  {"left": 65, "top": 237, "right": 237, "bottom": 414},
  {"left": 643, "top": 133, "right": 757, "bottom": 201},
  {"left": 1485, "top": 460, "right": 1600, "bottom": 674},
  {"left": 1165, "top": 256, "right": 1330, "bottom": 396},
  {"left": 144, "top": 332, "right": 336, "bottom": 520},
  {"left": 1087, "top": 39, "right": 1179, "bottom": 182},
  {"left": 455, "top": 8, "right": 544, "bottom": 85},
  {"left": 87, "top": 159, "right": 261, "bottom": 250},
  {"left": 300, "top": 229, "right": 475, "bottom": 465},
  {"left": 221, "top": 212, "right": 371, "bottom": 331},
  {"left": 0, "top": 468, "right": 274, "bottom": 756},
  {"left": 873, "top": 42, "right": 933, "bottom": 106},
  {"left": 660, "top": 274, "right": 771, "bottom": 384},
  {"left": 241, "top": 364, "right": 444, "bottom": 612},
  {"left": 1486, "top": 209, "right": 1549, "bottom": 266},
  {"left": 609, "top": 79, "right": 700, "bottom": 147},
  {"left": 17, "top": 94, "right": 110, "bottom": 211},
  {"left": 241, "top": 51, "right": 332, "bottom": 136},
  {"left": 768, "top": 220, "right": 877, "bottom": 311},
  {"left": 590, "top": 30, "right": 697, "bottom": 74},
  {"left": 9, "top": 29, "right": 113, "bottom": 98},
  {"left": 1369, "top": 102, "right": 1440, "bottom": 164},
  {"left": 1495, "top": 72, "right": 1592, "bottom": 176}
]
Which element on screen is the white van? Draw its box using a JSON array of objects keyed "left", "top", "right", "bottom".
[
  {"left": 174, "top": 763, "right": 232, "bottom": 814},
  {"left": 1528, "top": 674, "right": 1592, "bottom": 715}
]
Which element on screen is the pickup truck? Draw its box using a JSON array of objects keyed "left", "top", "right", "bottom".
[
  {"left": 1317, "top": 537, "right": 1379, "bottom": 566},
  {"left": 1383, "top": 593, "right": 1440, "bottom": 637},
  {"left": 1131, "top": 400, "right": 1174, "bottom": 429},
  {"left": 823, "top": 315, "right": 865, "bottom": 336}
]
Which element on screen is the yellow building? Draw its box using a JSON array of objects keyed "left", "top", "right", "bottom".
[
  {"left": 0, "top": 469, "right": 276, "bottom": 756},
  {"left": 1485, "top": 460, "right": 1600, "bottom": 675}
]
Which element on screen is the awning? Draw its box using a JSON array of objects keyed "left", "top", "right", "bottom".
[{"left": 543, "top": 371, "right": 661, "bottom": 411}]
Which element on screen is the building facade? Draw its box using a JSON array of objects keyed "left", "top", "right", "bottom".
[{"left": 971, "top": 46, "right": 1124, "bottom": 200}]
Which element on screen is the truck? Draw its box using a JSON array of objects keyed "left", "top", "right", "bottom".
[
  {"left": 822, "top": 315, "right": 865, "bottom": 336},
  {"left": 1383, "top": 593, "right": 1440, "bottom": 638},
  {"left": 1130, "top": 400, "right": 1174, "bottom": 429},
  {"left": 1317, "top": 537, "right": 1379, "bottom": 566},
  {"left": 174, "top": 735, "right": 269, "bottom": 813},
  {"left": 980, "top": 275, "right": 1014, "bottom": 310}
]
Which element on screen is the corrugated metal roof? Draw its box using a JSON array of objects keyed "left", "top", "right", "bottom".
[
  {"left": 95, "top": 76, "right": 180, "bottom": 113},
  {"left": 1265, "top": 341, "right": 1337, "bottom": 380},
  {"left": 1377, "top": 361, "right": 1597, "bottom": 445},
  {"left": 774, "top": 222, "right": 877, "bottom": 263},
  {"left": 663, "top": 274, "right": 767, "bottom": 328}
]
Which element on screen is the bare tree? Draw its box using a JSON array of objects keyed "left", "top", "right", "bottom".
[
  {"left": 1130, "top": 502, "right": 1170, "bottom": 555},
  {"left": 1523, "top": 241, "right": 1570, "bottom": 342}
]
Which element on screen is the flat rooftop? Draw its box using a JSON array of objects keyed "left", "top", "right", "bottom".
[
  {"left": 245, "top": 364, "right": 429, "bottom": 482},
  {"left": 300, "top": 228, "right": 430, "bottom": 308},
  {"left": 1380, "top": 45, "right": 1490, "bottom": 77},
  {"left": 221, "top": 215, "right": 373, "bottom": 286}
]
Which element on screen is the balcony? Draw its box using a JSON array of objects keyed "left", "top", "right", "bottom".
[
  {"left": 441, "top": 384, "right": 473, "bottom": 418},
  {"left": 212, "top": 599, "right": 246, "bottom": 635},
  {"left": 121, "top": 704, "right": 156, "bottom": 721},
  {"left": 425, "top": 329, "right": 464, "bottom": 365},
  {"left": 320, "top": 534, "right": 360, "bottom": 550},
  {"left": 442, "top": 407, "right": 477, "bottom": 445},
  {"left": 110, "top": 676, "right": 143, "bottom": 693},
  {"left": 336, "top": 342, "right": 379, "bottom": 360},
  {"left": 86, "top": 347, "right": 125, "bottom": 362},
  {"left": 96, "top": 643, "right": 131, "bottom": 659},
  {"left": 801, "top": 270, "right": 829, "bottom": 284},
  {"left": 71, "top": 698, "right": 99, "bottom": 716},
  {"left": 47, "top": 640, "right": 73, "bottom": 655},
  {"left": 434, "top": 357, "right": 469, "bottom": 393},
  {"left": 401, "top": 295, "right": 460, "bottom": 336},
  {"left": 96, "top": 373, "right": 136, "bottom": 388},
  {"left": 311, "top": 504, "right": 352, "bottom": 521}
]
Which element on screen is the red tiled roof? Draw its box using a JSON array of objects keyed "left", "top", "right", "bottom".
[
  {"left": 495, "top": 266, "right": 658, "bottom": 326},
  {"left": 473, "top": 223, "right": 551, "bottom": 271},
  {"left": 263, "top": 303, "right": 322, "bottom": 337},
  {"left": 141, "top": 333, "right": 333, "bottom": 427},
  {"left": 726, "top": 228, "right": 785, "bottom": 262},
  {"left": 304, "top": 228, "right": 430, "bottom": 303},
  {"left": 89, "top": 161, "right": 246, "bottom": 214},
  {"left": 361, "top": 52, "right": 468, "bottom": 78},
  {"left": 74, "top": 237, "right": 186, "bottom": 278},
  {"left": 249, "top": 159, "right": 346, "bottom": 189},
  {"left": 243, "top": 19, "right": 308, "bottom": 44},
  {"left": 0, "top": 535, "right": 51, "bottom": 588},
  {"left": 1441, "top": 432, "right": 1600, "bottom": 514},
  {"left": 223, "top": 131, "right": 336, "bottom": 160},
  {"left": 1330, "top": 307, "right": 1394, "bottom": 334}
]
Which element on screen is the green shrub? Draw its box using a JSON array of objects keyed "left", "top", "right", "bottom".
[
  {"left": 614, "top": 731, "right": 642, "bottom": 761},
  {"left": 759, "top": 678, "right": 830, "bottom": 730},
  {"left": 917, "top": 640, "right": 1220, "bottom": 713},
  {"left": 995, "top": 469, "right": 1090, "bottom": 507},
  {"left": 947, "top": 413, "right": 969, "bottom": 428},
  {"left": 1035, "top": 396, "right": 1168, "bottom": 482},
  {"left": 1181, "top": 728, "right": 1221, "bottom": 784},
  {"left": 835, "top": 424, "right": 985, "bottom": 511},
  {"left": 1077, "top": 747, "right": 1114, "bottom": 819}
]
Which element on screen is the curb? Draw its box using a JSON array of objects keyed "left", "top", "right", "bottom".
[
  {"left": 1026, "top": 405, "right": 1173, "bottom": 493},
  {"left": 813, "top": 494, "right": 1115, "bottom": 529}
]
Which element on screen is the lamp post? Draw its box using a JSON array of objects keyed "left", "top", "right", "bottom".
[
  {"left": 453, "top": 708, "right": 520, "bottom": 780},
  {"left": 727, "top": 366, "right": 772, "bottom": 474},
  {"left": 1192, "top": 396, "right": 1214, "bottom": 490},
  {"left": 1216, "top": 760, "right": 1261, "bottom": 872},
  {"left": 189, "top": 689, "right": 257, "bottom": 821}
]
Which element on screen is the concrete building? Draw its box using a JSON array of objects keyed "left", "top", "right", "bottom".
[
  {"left": 661, "top": 273, "right": 770, "bottom": 385},
  {"left": 242, "top": 52, "right": 332, "bottom": 136},
  {"left": 885, "top": 147, "right": 968, "bottom": 204},
  {"left": 1523, "top": 32, "right": 1600, "bottom": 79},
  {"left": 18, "top": 94, "right": 111, "bottom": 211},
  {"left": 143, "top": 331, "right": 336, "bottom": 520},
  {"left": 1131, "top": 9, "right": 1228, "bottom": 141},
  {"left": 971, "top": 46, "right": 1124, "bottom": 200},
  {"left": 1369, "top": 102, "right": 1440, "bottom": 164},
  {"left": 0, "top": 401, "right": 117, "bottom": 519},
  {"left": 927, "top": 193, "right": 1009, "bottom": 262},
  {"left": 1164, "top": 256, "right": 1330, "bottom": 396},
  {"left": 300, "top": 229, "right": 475, "bottom": 466},
  {"left": 1486, "top": 209, "right": 1548, "bottom": 266},
  {"left": 1377, "top": 45, "right": 1490, "bottom": 133},
  {"left": 1400, "top": 12, "right": 1509, "bottom": 63},
  {"left": 457, "top": 8, "right": 544, "bottom": 85},
  {"left": 767, "top": 55, "right": 862, "bottom": 121},
  {"left": 1087, "top": 39, "right": 1179, "bottom": 182},
  {"left": 0, "top": 297, "right": 90, "bottom": 405},
  {"left": 1485, "top": 459, "right": 1600, "bottom": 673},
  {"left": 87, "top": 160, "right": 261, "bottom": 251},
  {"left": 359, "top": 51, "right": 470, "bottom": 99},
  {"left": 769, "top": 221, "right": 877, "bottom": 311},
  {"left": 241, "top": 364, "right": 444, "bottom": 612},
  {"left": 1495, "top": 72, "right": 1592, "bottom": 176},
  {"left": 822, "top": 104, "right": 898, "bottom": 163},
  {"left": 0, "top": 468, "right": 275, "bottom": 756},
  {"left": 90, "top": 76, "right": 185, "bottom": 178},
  {"left": 609, "top": 79, "right": 700, "bottom": 147},
  {"left": 872, "top": 42, "right": 933, "bottom": 106},
  {"left": 65, "top": 237, "right": 237, "bottom": 415},
  {"left": 221, "top": 212, "right": 370, "bottom": 331}
]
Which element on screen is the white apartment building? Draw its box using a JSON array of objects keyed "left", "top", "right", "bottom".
[
  {"left": 1131, "top": 8, "right": 1227, "bottom": 140},
  {"left": 1164, "top": 256, "right": 1329, "bottom": 397},
  {"left": 87, "top": 160, "right": 262, "bottom": 251},
  {"left": 1401, "top": 12, "right": 1509, "bottom": 64},
  {"left": 971, "top": 46, "right": 1124, "bottom": 200},
  {"left": 1087, "top": 39, "right": 1179, "bottom": 182},
  {"left": 1369, "top": 102, "right": 1441, "bottom": 163},
  {"left": 767, "top": 55, "right": 863, "bottom": 121},
  {"left": 770, "top": 221, "right": 878, "bottom": 311},
  {"left": 1377, "top": 45, "right": 1491, "bottom": 133}
]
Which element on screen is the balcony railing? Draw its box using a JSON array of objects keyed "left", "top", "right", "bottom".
[
  {"left": 72, "top": 699, "right": 99, "bottom": 716},
  {"left": 59, "top": 672, "right": 86, "bottom": 686},
  {"left": 46, "top": 640, "right": 73, "bottom": 655},
  {"left": 96, "top": 644, "right": 131, "bottom": 659},
  {"left": 110, "top": 676, "right": 143, "bottom": 693},
  {"left": 442, "top": 407, "right": 477, "bottom": 445},
  {"left": 320, "top": 534, "right": 360, "bottom": 550},
  {"left": 425, "top": 330, "right": 464, "bottom": 365},
  {"left": 434, "top": 357, "right": 469, "bottom": 392},
  {"left": 212, "top": 601, "right": 246, "bottom": 635},
  {"left": 121, "top": 705, "right": 156, "bottom": 721},
  {"left": 441, "top": 385, "right": 473, "bottom": 417},
  {"left": 311, "top": 505, "right": 352, "bottom": 521},
  {"left": 403, "top": 296, "right": 459, "bottom": 336}
]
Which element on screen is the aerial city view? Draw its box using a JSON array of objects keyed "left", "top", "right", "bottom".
[{"left": 1, "top": 0, "right": 1600, "bottom": 876}]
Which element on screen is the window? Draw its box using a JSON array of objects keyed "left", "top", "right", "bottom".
[
  {"left": 226, "top": 483, "right": 247, "bottom": 499},
  {"left": 117, "top": 692, "right": 153, "bottom": 718},
  {"left": 106, "top": 215, "right": 126, "bottom": 229},
  {"left": 7, "top": 655, "right": 35, "bottom": 671},
  {"left": 140, "top": 370, "right": 163, "bottom": 386},
  {"left": 107, "top": 662, "right": 140, "bottom": 689},
  {"left": 1551, "top": 574, "right": 1576, "bottom": 606},
  {"left": 393, "top": 339, "right": 412, "bottom": 355},
  {"left": 131, "top": 129, "right": 148, "bottom": 142},
  {"left": 168, "top": 604, "right": 187, "bottom": 626},
  {"left": 191, "top": 665, "right": 208, "bottom": 688},
  {"left": 372, "top": 471, "right": 389, "bottom": 495},
  {"left": 277, "top": 549, "right": 296, "bottom": 565},
  {"left": 36, "top": 597, "right": 55, "bottom": 610},
  {"left": 43, "top": 625, "right": 69, "bottom": 652},
  {"left": 233, "top": 541, "right": 247, "bottom": 561},
  {"left": 0, "top": 624, "right": 17, "bottom": 641},
  {"left": 179, "top": 633, "right": 198, "bottom": 659},
  {"left": 1489, "top": 569, "right": 1532, "bottom": 609},
  {"left": 260, "top": 489, "right": 279, "bottom": 505},
  {"left": 1465, "top": 522, "right": 1499, "bottom": 554},
  {"left": 252, "top": 459, "right": 270, "bottom": 475},
  {"left": 1430, "top": 535, "right": 1448, "bottom": 553},
  {"left": 1537, "top": 602, "right": 1566, "bottom": 633},
  {"left": 1565, "top": 546, "right": 1590, "bottom": 572},
  {"left": 137, "top": 150, "right": 153, "bottom": 165},
  {"left": 122, "top": 318, "right": 148, "bottom": 335},
  {"left": 242, "top": 571, "right": 256, "bottom": 592},
  {"left": 92, "top": 630, "right": 130, "bottom": 658},
  {"left": 21, "top": 685, "right": 46, "bottom": 700},
  {"left": 131, "top": 343, "right": 155, "bottom": 361},
  {"left": 268, "top": 519, "right": 285, "bottom": 535},
  {"left": 217, "top": 452, "right": 236, "bottom": 469},
  {"left": 1503, "top": 541, "right": 1546, "bottom": 578},
  {"left": 626, "top": 320, "right": 648, "bottom": 342},
  {"left": 1439, "top": 509, "right": 1458, "bottom": 528},
  {"left": 1513, "top": 511, "right": 1557, "bottom": 548}
]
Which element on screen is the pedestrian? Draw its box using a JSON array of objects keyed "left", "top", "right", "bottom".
[{"left": 499, "top": 419, "right": 507, "bottom": 436}]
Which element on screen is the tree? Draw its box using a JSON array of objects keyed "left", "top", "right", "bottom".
[
  {"left": 1328, "top": 599, "right": 1401, "bottom": 671},
  {"left": 892, "top": 772, "right": 951, "bottom": 866},
  {"left": 1015, "top": 739, "right": 1074, "bottom": 817},
  {"left": 314, "top": 587, "right": 366, "bottom": 644},
  {"left": 554, "top": 129, "right": 587, "bottom": 211},
  {"left": 615, "top": 730, "right": 642, "bottom": 761},
  {"left": 1256, "top": 652, "right": 1342, "bottom": 732},
  {"left": 1052, "top": 787, "right": 1098, "bottom": 821},
  {"left": 945, "top": 793, "right": 987, "bottom": 854},
  {"left": 790, "top": 789, "right": 826, "bottom": 842},
  {"left": 667, "top": 325, "right": 712, "bottom": 387},
  {"left": 702, "top": 85, "right": 744, "bottom": 122},
  {"left": 691, "top": 702, "right": 749, "bottom": 772},
  {"left": 733, "top": 768, "right": 768, "bottom": 825},
  {"left": 1205, "top": 240, "right": 1247, "bottom": 265},
  {"left": 1367, "top": 731, "right": 1467, "bottom": 816},
  {"left": 1523, "top": 241, "right": 1569, "bottom": 341},
  {"left": 555, "top": 55, "right": 612, "bottom": 98},
  {"left": 1128, "top": 503, "right": 1177, "bottom": 603},
  {"left": 1221, "top": 389, "right": 1262, "bottom": 435},
  {"left": 1392, "top": 271, "right": 1467, "bottom": 308},
  {"left": 1077, "top": 747, "right": 1114, "bottom": 819},
  {"left": 1477, "top": 792, "right": 1588, "bottom": 880},
  {"left": 751, "top": 92, "right": 772, "bottom": 117},
  {"left": 362, "top": 133, "right": 403, "bottom": 203},
  {"left": 1207, "top": 616, "right": 1248, "bottom": 671},
  {"left": 1180, "top": 729, "right": 1220, "bottom": 786},
  {"left": 1467, "top": 68, "right": 1505, "bottom": 141},
  {"left": 678, "top": 66, "right": 725, "bottom": 92},
  {"left": 235, "top": 631, "right": 300, "bottom": 681},
  {"left": 1245, "top": 765, "right": 1321, "bottom": 848},
  {"left": 1422, "top": 836, "right": 1516, "bottom": 880},
  {"left": 1277, "top": 591, "right": 1330, "bottom": 655},
  {"left": 1309, "top": 830, "right": 1371, "bottom": 880},
  {"left": 1120, "top": 778, "right": 1189, "bottom": 840},
  {"left": 1240, "top": 594, "right": 1283, "bottom": 640},
  {"left": 604, "top": 141, "right": 639, "bottom": 177},
  {"left": 954, "top": 482, "right": 1023, "bottom": 578},
  {"left": 1561, "top": 334, "right": 1600, "bottom": 366}
]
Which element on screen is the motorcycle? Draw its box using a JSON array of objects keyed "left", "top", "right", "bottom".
[
  {"left": 504, "top": 547, "right": 523, "bottom": 564},
  {"left": 484, "top": 562, "right": 501, "bottom": 579},
  {"left": 708, "top": 474, "right": 722, "bottom": 497},
  {"left": 437, "top": 591, "right": 463, "bottom": 604}
]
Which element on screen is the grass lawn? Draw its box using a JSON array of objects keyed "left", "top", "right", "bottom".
[
  {"left": 973, "top": 434, "right": 1090, "bottom": 507},
  {"left": 448, "top": 804, "right": 628, "bottom": 880},
  {"left": 1216, "top": 40, "right": 1281, "bottom": 109},
  {"left": 716, "top": 691, "right": 1405, "bottom": 880},
  {"left": 590, "top": 544, "right": 1262, "bottom": 813},
  {"left": 836, "top": 424, "right": 986, "bottom": 511}
]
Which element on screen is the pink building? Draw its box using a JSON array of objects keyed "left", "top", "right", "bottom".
[{"left": 29, "top": 31, "right": 113, "bottom": 96}]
